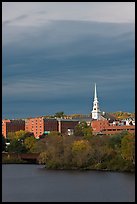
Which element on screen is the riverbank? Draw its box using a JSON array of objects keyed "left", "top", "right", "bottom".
[
  {"left": 2, "top": 156, "right": 28, "bottom": 164},
  {"left": 43, "top": 165, "right": 135, "bottom": 173},
  {"left": 2, "top": 160, "right": 135, "bottom": 173},
  {"left": 2, "top": 152, "right": 39, "bottom": 164},
  {"left": 2, "top": 153, "right": 135, "bottom": 173}
]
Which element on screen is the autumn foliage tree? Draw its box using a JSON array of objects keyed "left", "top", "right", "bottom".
[
  {"left": 71, "top": 140, "right": 92, "bottom": 167},
  {"left": 121, "top": 133, "right": 135, "bottom": 163},
  {"left": 35, "top": 131, "right": 135, "bottom": 171},
  {"left": 2, "top": 135, "right": 6, "bottom": 152},
  {"left": 24, "top": 136, "right": 37, "bottom": 153},
  {"left": 7, "top": 130, "right": 33, "bottom": 141},
  {"left": 74, "top": 121, "right": 93, "bottom": 139}
]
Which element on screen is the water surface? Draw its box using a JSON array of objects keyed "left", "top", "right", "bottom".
[{"left": 2, "top": 164, "right": 135, "bottom": 202}]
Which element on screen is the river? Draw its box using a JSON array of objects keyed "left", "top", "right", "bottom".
[{"left": 2, "top": 164, "right": 135, "bottom": 202}]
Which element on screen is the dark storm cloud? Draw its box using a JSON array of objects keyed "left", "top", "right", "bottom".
[{"left": 2, "top": 20, "right": 135, "bottom": 118}]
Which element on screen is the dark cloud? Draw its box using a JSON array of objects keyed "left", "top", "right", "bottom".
[{"left": 2, "top": 20, "right": 135, "bottom": 118}]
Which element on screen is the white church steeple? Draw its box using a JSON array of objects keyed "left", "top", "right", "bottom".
[
  {"left": 91, "top": 83, "right": 101, "bottom": 120},
  {"left": 94, "top": 83, "right": 97, "bottom": 100}
]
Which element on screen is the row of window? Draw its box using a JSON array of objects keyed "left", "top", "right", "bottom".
[
  {"left": 31, "top": 128, "right": 42, "bottom": 131},
  {"left": 35, "top": 131, "right": 42, "bottom": 135},
  {"left": 31, "top": 126, "right": 42, "bottom": 128}
]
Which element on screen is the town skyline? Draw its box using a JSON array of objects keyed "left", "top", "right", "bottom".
[{"left": 2, "top": 2, "right": 135, "bottom": 119}]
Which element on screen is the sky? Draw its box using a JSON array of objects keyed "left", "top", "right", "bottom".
[{"left": 2, "top": 2, "right": 135, "bottom": 119}]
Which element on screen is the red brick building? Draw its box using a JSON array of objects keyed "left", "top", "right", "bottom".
[
  {"left": 91, "top": 120, "right": 135, "bottom": 135},
  {"left": 25, "top": 117, "right": 79, "bottom": 138},
  {"left": 44, "top": 118, "right": 58, "bottom": 132},
  {"left": 25, "top": 117, "right": 44, "bottom": 138},
  {"left": 57, "top": 119, "right": 79, "bottom": 134},
  {"left": 2, "top": 119, "right": 25, "bottom": 138}
]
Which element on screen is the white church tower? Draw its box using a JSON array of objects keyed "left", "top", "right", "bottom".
[{"left": 91, "top": 83, "right": 101, "bottom": 120}]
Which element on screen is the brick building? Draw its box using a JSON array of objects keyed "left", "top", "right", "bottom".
[
  {"left": 25, "top": 117, "right": 44, "bottom": 138},
  {"left": 57, "top": 119, "right": 79, "bottom": 135},
  {"left": 2, "top": 119, "right": 25, "bottom": 138},
  {"left": 44, "top": 118, "right": 58, "bottom": 133},
  {"left": 25, "top": 117, "right": 79, "bottom": 138},
  {"left": 91, "top": 120, "right": 135, "bottom": 135},
  {"left": 91, "top": 119, "right": 109, "bottom": 133}
]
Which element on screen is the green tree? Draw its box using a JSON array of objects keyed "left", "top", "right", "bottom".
[
  {"left": 54, "top": 112, "right": 65, "bottom": 118},
  {"left": 74, "top": 125, "right": 84, "bottom": 137},
  {"left": 37, "top": 131, "right": 64, "bottom": 168},
  {"left": 74, "top": 121, "right": 87, "bottom": 137},
  {"left": 74, "top": 121, "right": 93, "bottom": 139},
  {"left": 7, "top": 139, "right": 27, "bottom": 153},
  {"left": 7, "top": 132, "right": 15, "bottom": 140},
  {"left": 32, "top": 137, "right": 47, "bottom": 153},
  {"left": 92, "top": 145, "right": 115, "bottom": 165},
  {"left": 7, "top": 130, "right": 33, "bottom": 141},
  {"left": 2, "top": 135, "right": 6, "bottom": 152},
  {"left": 83, "top": 126, "right": 93, "bottom": 140},
  {"left": 38, "top": 151, "right": 48, "bottom": 164},
  {"left": 121, "top": 133, "right": 135, "bottom": 163},
  {"left": 62, "top": 135, "right": 75, "bottom": 168},
  {"left": 24, "top": 136, "right": 37, "bottom": 153},
  {"left": 71, "top": 140, "right": 92, "bottom": 167},
  {"left": 108, "top": 134, "right": 124, "bottom": 149}
]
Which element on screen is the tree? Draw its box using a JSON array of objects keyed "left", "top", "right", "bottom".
[
  {"left": 43, "top": 132, "right": 64, "bottom": 168},
  {"left": 7, "top": 132, "right": 15, "bottom": 140},
  {"left": 62, "top": 135, "right": 75, "bottom": 168},
  {"left": 71, "top": 140, "right": 92, "bottom": 167},
  {"left": 32, "top": 137, "right": 47, "bottom": 153},
  {"left": 7, "top": 130, "right": 33, "bottom": 141},
  {"left": 92, "top": 145, "right": 115, "bottom": 165},
  {"left": 121, "top": 133, "right": 135, "bottom": 163},
  {"left": 83, "top": 127, "right": 93, "bottom": 140},
  {"left": 7, "top": 139, "right": 27, "bottom": 153},
  {"left": 74, "top": 125, "right": 84, "bottom": 137},
  {"left": 38, "top": 151, "right": 48, "bottom": 164},
  {"left": 24, "top": 136, "right": 37, "bottom": 153},
  {"left": 2, "top": 135, "right": 6, "bottom": 152},
  {"left": 54, "top": 112, "right": 65, "bottom": 118},
  {"left": 109, "top": 134, "right": 123, "bottom": 149},
  {"left": 74, "top": 121, "right": 87, "bottom": 137},
  {"left": 74, "top": 121, "right": 93, "bottom": 139}
]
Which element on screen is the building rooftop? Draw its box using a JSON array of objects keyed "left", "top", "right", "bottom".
[
  {"left": 56, "top": 118, "right": 79, "bottom": 122},
  {"left": 101, "top": 112, "right": 116, "bottom": 123}
]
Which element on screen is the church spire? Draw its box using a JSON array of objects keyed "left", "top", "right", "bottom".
[
  {"left": 91, "top": 83, "right": 101, "bottom": 120},
  {"left": 94, "top": 83, "right": 97, "bottom": 100}
]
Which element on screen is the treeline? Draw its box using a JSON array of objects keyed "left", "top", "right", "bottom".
[
  {"left": 2, "top": 122, "right": 135, "bottom": 172},
  {"left": 111, "top": 111, "right": 135, "bottom": 120},
  {"left": 37, "top": 132, "right": 135, "bottom": 172}
]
